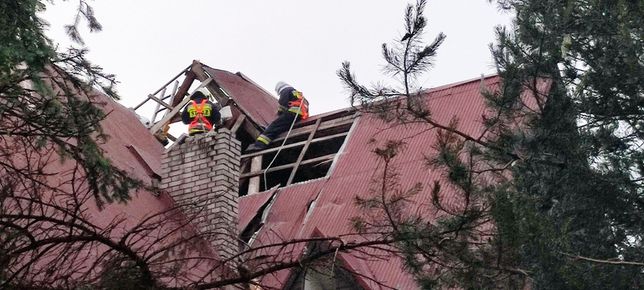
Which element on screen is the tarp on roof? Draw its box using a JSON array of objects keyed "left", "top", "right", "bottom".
[
  {"left": 239, "top": 75, "right": 554, "bottom": 289},
  {"left": 203, "top": 66, "right": 279, "bottom": 127}
]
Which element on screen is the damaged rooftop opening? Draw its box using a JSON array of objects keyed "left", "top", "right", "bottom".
[
  {"left": 133, "top": 60, "right": 360, "bottom": 197},
  {"left": 238, "top": 111, "right": 358, "bottom": 196}
]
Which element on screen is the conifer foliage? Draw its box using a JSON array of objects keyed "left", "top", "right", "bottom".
[
  {"left": 340, "top": 0, "right": 643, "bottom": 288},
  {"left": 0, "top": 1, "right": 142, "bottom": 287}
]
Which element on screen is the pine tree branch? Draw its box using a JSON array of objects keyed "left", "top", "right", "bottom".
[{"left": 561, "top": 252, "right": 644, "bottom": 267}]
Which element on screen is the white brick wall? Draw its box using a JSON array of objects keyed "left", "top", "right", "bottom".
[{"left": 160, "top": 129, "right": 240, "bottom": 261}]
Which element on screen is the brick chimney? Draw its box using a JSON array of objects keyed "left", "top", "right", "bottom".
[{"left": 160, "top": 129, "right": 240, "bottom": 261}]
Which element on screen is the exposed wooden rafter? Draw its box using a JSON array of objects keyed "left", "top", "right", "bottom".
[
  {"left": 191, "top": 61, "right": 262, "bottom": 138},
  {"left": 287, "top": 118, "right": 322, "bottom": 185},
  {"left": 148, "top": 78, "right": 213, "bottom": 134},
  {"left": 133, "top": 64, "right": 191, "bottom": 111},
  {"left": 241, "top": 154, "right": 336, "bottom": 178},
  {"left": 238, "top": 111, "right": 359, "bottom": 194}
]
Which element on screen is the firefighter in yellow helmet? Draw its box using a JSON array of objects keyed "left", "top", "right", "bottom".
[{"left": 181, "top": 89, "right": 221, "bottom": 136}]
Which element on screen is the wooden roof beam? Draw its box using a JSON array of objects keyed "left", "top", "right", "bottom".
[
  {"left": 240, "top": 154, "right": 336, "bottom": 178},
  {"left": 190, "top": 60, "right": 230, "bottom": 106},
  {"left": 240, "top": 131, "right": 349, "bottom": 159},
  {"left": 149, "top": 78, "right": 213, "bottom": 134},
  {"left": 191, "top": 61, "right": 262, "bottom": 138},
  {"left": 271, "top": 115, "right": 356, "bottom": 143},
  {"left": 287, "top": 118, "right": 322, "bottom": 185}
]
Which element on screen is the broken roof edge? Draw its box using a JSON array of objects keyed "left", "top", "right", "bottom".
[
  {"left": 279, "top": 227, "right": 381, "bottom": 290},
  {"left": 303, "top": 74, "right": 502, "bottom": 123},
  {"left": 421, "top": 73, "right": 501, "bottom": 95},
  {"left": 193, "top": 62, "right": 503, "bottom": 127},
  {"left": 198, "top": 64, "right": 276, "bottom": 127}
]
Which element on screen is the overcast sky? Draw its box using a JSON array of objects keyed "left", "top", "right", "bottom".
[{"left": 41, "top": 0, "right": 511, "bottom": 116}]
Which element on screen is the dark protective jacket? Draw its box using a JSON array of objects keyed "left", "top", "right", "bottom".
[
  {"left": 253, "top": 87, "right": 310, "bottom": 147},
  {"left": 277, "top": 87, "right": 309, "bottom": 120}
]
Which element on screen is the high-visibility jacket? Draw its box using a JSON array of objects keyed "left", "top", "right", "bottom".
[
  {"left": 187, "top": 99, "right": 213, "bottom": 135},
  {"left": 287, "top": 90, "right": 309, "bottom": 120}
]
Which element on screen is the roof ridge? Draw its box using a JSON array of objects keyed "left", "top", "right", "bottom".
[{"left": 422, "top": 73, "right": 500, "bottom": 94}]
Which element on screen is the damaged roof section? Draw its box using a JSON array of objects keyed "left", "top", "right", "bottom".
[
  {"left": 202, "top": 66, "right": 279, "bottom": 128},
  {"left": 134, "top": 60, "right": 281, "bottom": 145},
  {"left": 133, "top": 62, "right": 550, "bottom": 289},
  {"left": 238, "top": 108, "right": 359, "bottom": 195},
  {"left": 238, "top": 75, "right": 521, "bottom": 289}
]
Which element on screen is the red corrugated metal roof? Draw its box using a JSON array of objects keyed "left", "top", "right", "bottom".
[
  {"left": 203, "top": 66, "right": 279, "bottom": 127},
  {"left": 88, "top": 90, "right": 196, "bottom": 233},
  {"left": 96, "top": 67, "right": 546, "bottom": 289},
  {"left": 238, "top": 75, "right": 548, "bottom": 289},
  {"left": 27, "top": 69, "right": 225, "bottom": 287},
  {"left": 96, "top": 97, "right": 165, "bottom": 184}
]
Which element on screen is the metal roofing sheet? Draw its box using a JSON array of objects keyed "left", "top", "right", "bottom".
[
  {"left": 203, "top": 66, "right": 279, "bottom": 127},
  {"left": 31, "top": 73, "right": 226, "bottom": 284},
  {"left": 93, "top": 93, "right": 165, "bottom": 185},
  {"left": 248, "top": 75, "right": 517, "bottom": 289}
]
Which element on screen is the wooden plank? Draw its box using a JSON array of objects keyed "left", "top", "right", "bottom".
[
  {"left": 231, "top": 114, "right": 246, "bottom": 134},
  {"left": 241, "top": 154, "right": 336, "bottom": 178},
  {"left": 133, "top": 65, "right": 189, "bottom": 110},
  {"left": 161, "top": 80, "right": 179, "bottom": 115},
  {"left": 241, "top": 131, "right": 349, "bottom": 159},
  {"left": 248, "top": 156, "right": 262, "bottom": 195},
  {"left": 170, "top": 71, "right": 196, "bottom": 108},
  {"left": 271, "top": 115, "right": 355, "bottom": 143},
  {"left": 135, "top": 92, "right": 173, "bottom": 113},
  {"left": 149, "top": 78, "right": 213, "bottom": 134},
  {"left": 146, "top": 93, "right": 172, "bottom": 110},
  {"left": 291, "top": 109, "right": 355, "bottom": 128},
  {"left": 287, "top": 118, "right": 322, "bottom": 185},
  {"left": 240, "top": 158, "right": 251, "bottom": 175},
  {"left": 149, "top": 87, "right": 167, "bottom": 126},
  {"left": 190, "top": 60, "right": 230, "bottom": 106},
  {"left": 192, "top": 61, "right": 269, "bottom": 138},
  {"left": 242, "top": 118, "right": 261, "bottom": 139},
  {"left": 154, "top": 93, "right": 175, "bottom": 115},
  {"left": 150, "top": 97, "right": 190, "bottom": 134}
]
